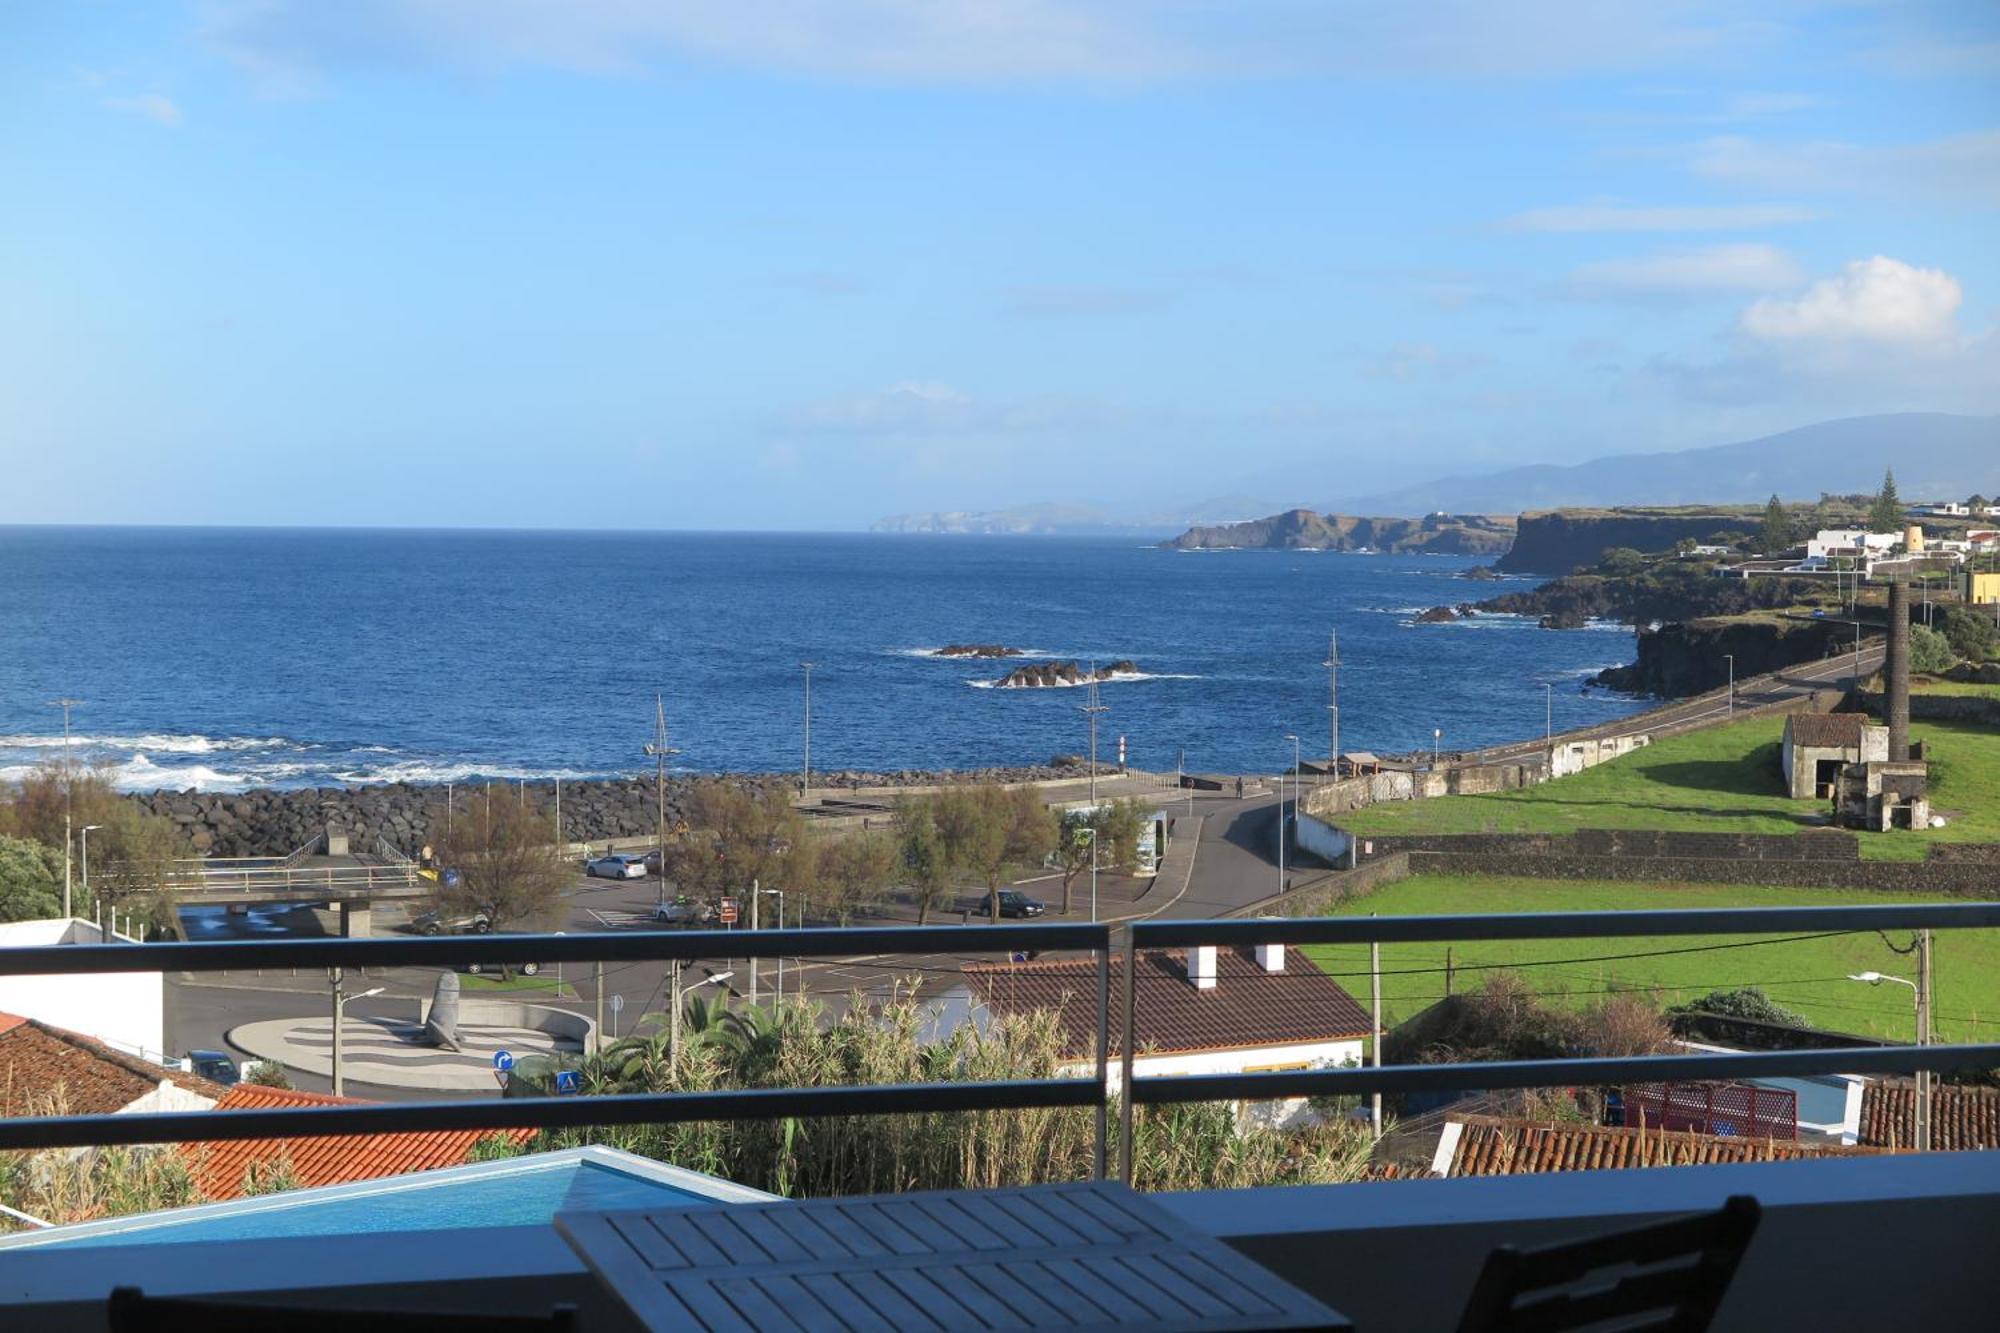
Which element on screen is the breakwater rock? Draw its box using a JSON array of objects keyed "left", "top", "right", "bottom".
[
  {"left": 992, "top": 660, "right": 1140, "bottom": 689},
  {"left": 932, "top": 645, "right": 1023, "bottom": 658},
  {"left": 126, "top": 762, "right": 1093, "bottom": 858}
]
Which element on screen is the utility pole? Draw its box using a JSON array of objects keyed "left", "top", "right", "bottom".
[
  {"left": 330, "top": 968, "right": 343, "bottom": 1096},
  {"left": 554, "top": 777, "right": 562, "bottom": 844},
  {"left": 1323, "top": 630, "right": 1340, "bottom": 776},
  {"left": 1543, "top": 683, "right": 1553, "bottom": 750},
  {"left": 1725, "top": 654, "right": 1735, "bottom": 715},
  {"left": 593, "top": 961, "right": 605, "bottom": 1056},
  {"left": 49, "top": 699, "right": 81, "bottom": 919},
  {"left": 645, "top": 695, "right": 679, "bottom": 910},
  {"left": 1276, "top": 744, "right": 1288, "bottom": 896},
  {"left": 1918, "top": 929, "right": 1934, "bottom": 1153},
  {"left": 800, "top": 662, "right": 815, "bottom": 805},
  {"left": 1079, "top": 673, "right": 1108, "bottom": 811},
  {"left": 749, "top": 877, "right": 760, "bottom": 1004},
  {"left": 669, "top": 959, "right": 682, "bottom": 1069},
  {"left": 1370, "top": 921, "right": 1383, "bottom": 1141}
]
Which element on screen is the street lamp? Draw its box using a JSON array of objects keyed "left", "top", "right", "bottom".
[
  {"left": 800, "top": 662, "right": 815, "bottom": 804},
  {"left": 78, "top": 825, "right": 102, "bottom": 923},
  {"left": 1724, "top": 654, "right": 1735, "bottom": 715},
  {"left": 48, "top": 699, "right": 81, "bottom": 917},
  {"left": 670, "top": 969, "right": 734, "bottom": 1067},
  {"left": 760, "top": 887, "right": 787, "bottom": 1000},
  {"left": 1432, "top": 728, "right": 1442, "bottom": 769},
  {"left": 1543, "top": 683, "right": 1553, "bottom": 748},
  {"left": 328, "top": 969, "right": 384, "bottom": 1097},
  {"left": 1081, "top": 826, "right": 1099, "bottom": 923},
  {"left": 1848, "top": 970, "right": 1928, "bottom": 1151}
]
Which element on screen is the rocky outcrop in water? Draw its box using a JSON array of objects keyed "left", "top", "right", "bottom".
[
  {"left": 1592, "top": 616, "right": 1851, "bottom": 696},
  {"left": 991, "top": 660, "right": 1140, "bottom": 689},
  {"left": 1495, "top": 509, "right": 1756, "bottom": 575},
  {"left": 933, "top": 645, "right": 1023, "bottom": 658}
]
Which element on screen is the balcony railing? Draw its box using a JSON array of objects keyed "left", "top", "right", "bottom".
[{"left": 1, "top": 904, "right": 1997, "bottom": 1189}]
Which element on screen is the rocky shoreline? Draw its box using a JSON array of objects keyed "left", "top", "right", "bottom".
[
  {"left": 991, "top": 660, "right": 1140, "bottom": 689},
  {"left": 127, "top": 762, "right": 1095, "bottom": 858}
]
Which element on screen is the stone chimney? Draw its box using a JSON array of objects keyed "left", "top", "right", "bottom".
[
  {"left": 1255, "top": 943, "right": 1285, "bottom": 973},
  {"left": 1187, "top": 945, "right": 1217, "bottom": 990},
  {"left": 1887, "top": 579, "right": 1911, "bottom": 762}
]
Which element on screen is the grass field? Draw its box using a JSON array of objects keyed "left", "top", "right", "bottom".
[
  {"left": 1914, "top": 678, "right": 2000, "bottom": 700},
  {"left": 461, "top": 971, "right": 574, "bottom": 996},
  {"left": 1303, "top": 874, "right": 2000, "bottom": 1043},
  {"left": 1334, "top": 714, "right": 2000, "bottom": 859}
]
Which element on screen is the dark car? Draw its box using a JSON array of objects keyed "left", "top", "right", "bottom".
[
  {"left": 460, "top": 960, "right": 542, "bottom": 977},
  {"left": 977, "top": 889, "right": 1047, "bottom": 919},
  {"left": 184, "top": 1050, "right": 239, "bottom": 1085}
]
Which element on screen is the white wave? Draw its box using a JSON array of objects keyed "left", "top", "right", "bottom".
[
  {"left": 0, "top": 733, "right": 291, "bottom": 754},
  {"left": 107, "top": 754, "right": 257, "bottom": 792},
  {"left": 328, "top": 760, "right": 607, "bottom": 786},
  {"left": 969, "top": 670, "right": 1201, "bottom": 691}
]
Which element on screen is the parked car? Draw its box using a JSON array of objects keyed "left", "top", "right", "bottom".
[
  {"left": 413, "top": 908, "right": 491, "bottom": 935},
  {"left": 977, "top": 889, "right": 1047, "bottom": 919},
  {"left": 585, "top": 853, "right": 649, "bottom": 879},
  {"left": 652, "top": 896, "right": 716, "bottom": 926},
  {"left": 183, "top": 1050, "right": 240, "bottom": 1085},
  {"left": 460, "top": 960, "right": 542, "bottom": 977}
]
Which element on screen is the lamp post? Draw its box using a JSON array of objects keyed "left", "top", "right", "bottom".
[
  {"left": 1724, "top": 654, "right": 1735, "bottom": 715},
  {"left": 800, "top": 662, "right": 815, "bottom": 804},
  {"left": 78, "top": 825, "right": 102, "bottom": 924},
  {"left": 760, "top": 887, "right": 786, "bottom": 1000},
  {"left": 1082, "top": 826, "right": 1098, "bottom": 924},
  {"left": 48, "top": 699, "right": 81, "bottom": 918},
  {"left": 645, "top": 695, "right": 680, "bottom": 910},
  {"left": 1543, "top": 683, "right": 1553, "bottom": 748},
  {"left": 1079, "top": 673, "right": 1107, "bottom": 811},
  {"left": 1850, "top": 964, "right": 1930, "bottom": 1151},
  {"left": 670, "top": 968, "right": 734, "bottom": 1068},
  {"left": 1432, "top": 728, "right": 1442, "bottom": 770},
  {"left": 328, "top": 969, "right": 384, "bottom": 1097}
]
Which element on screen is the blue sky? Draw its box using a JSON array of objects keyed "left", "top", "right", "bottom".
[{"left": 3, "top": 2, "right": 1996, "bottom": 530}]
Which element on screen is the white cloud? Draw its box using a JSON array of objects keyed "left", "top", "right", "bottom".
[
  {"left": 1689, "top": 130, "right": 2000, "bottom": 207},
  {"left": 201, "top": 0, "right": 1780, "bottom": 88},
  {"left": 1741, "top": 256, "right": 1963, "bottom": 347},
  {"left": 1504, "top": 202, "right": 1815, "bottom": 232},
  {"left": 1568, "top": 243, "right": 1803, "bottom": 299},
  {"left": 104, "top": 93, "right": 183, "bottom": 126}
]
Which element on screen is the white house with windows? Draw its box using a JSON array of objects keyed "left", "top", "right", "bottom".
[{"left": 0, "top": 917, "right": 166, "bottom": 1066}]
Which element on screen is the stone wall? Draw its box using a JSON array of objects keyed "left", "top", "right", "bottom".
[
  {"left": 1851, "top": 690, "right": 2000, "bottom": 728},
  {"left": 1409, "top": 850, "right": 1997, "bottom": 896},
  {"left": 1350, "top": 828, "right": 1863, "bottom": 862},
  {"left": 1223, "top": 853, "right": 1412, "bottom": 919}
]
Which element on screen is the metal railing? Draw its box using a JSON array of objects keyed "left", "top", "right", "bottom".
[{"left": 0, "top": 905, "right": 1995, "bottom": 1191}]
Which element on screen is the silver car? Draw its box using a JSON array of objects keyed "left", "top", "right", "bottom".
[{"left": 585, "top": 853, "right": 648, "bottom": 879}]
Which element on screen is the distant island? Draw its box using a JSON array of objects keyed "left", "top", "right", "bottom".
[
  {"left": 1161, "top": 509, "right": 1515, "bottom": 555},
  {"left": 931, "top": 644, "right": 1022, "bottom": 659}
]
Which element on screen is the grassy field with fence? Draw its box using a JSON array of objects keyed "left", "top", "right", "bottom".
[
  {"left": 1333, "top": 714, "right": 2000, "bottom": 860},
  {"left": 1304, "top": 873, "right": 2000, "bottom": 1043}
]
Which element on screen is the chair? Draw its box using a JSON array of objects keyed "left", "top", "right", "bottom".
[
  {"left": 1455, "top": 1194, "right": 1761, "bottom": 1333},
  {"left": 109, "top": 1286, "right": 576, "bottom": 1332}
]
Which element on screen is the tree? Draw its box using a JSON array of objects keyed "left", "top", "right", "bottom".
[
  {"left": 1939, "top": 604, "right": 2000, "bottom": 664},
  {"left": 1909, "top": 624, "right": 1956, "bottom": 674},
  {"left": 965, "top": 785, "right": 1058, "bottom": 921},
  {"left": 1760, "top": 494, "right": 1793, "bottom": 553},
  {"left": 1091, "top": 798, "right": 1150, "bottom": 872},
  {"left": 0, "top": 764, "right": 191, "bottom": 933},
  {"left": 1868, "top": 468, "right": 1905, "bottom": 533},
  {"left": 662, "top": 783, "right": 818, "bottom": 916},
  {"left": 242, "top": 1060, "right": 293, "bottom": 1089},
  {"left": 1967, "top": 494, "right": 1988, "bottom": 511},
  {"left": 1597, "top": 547, "right": 1647, "bottom": 576},
  {"left": 1052, "top": 811, "right": 1095, "bottom": 916},
  {"left": 0, "top": 835, "right": 62, "bottom": 922},
  {"left": 427, "top": 783, "right": 570, "bottom": 942},
  {"left": 817, "top": 831, "right": 898, "bottom": 924},
  {"left": 894, "top": 796, "right": 951, "bottom": 925},
  {"left": 1668, "top": 987, "right": 1808, "bottom": 1028}
]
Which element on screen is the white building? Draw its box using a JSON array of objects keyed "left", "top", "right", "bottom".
[
  {"left": 1806, "top": 529, "right": 1901, "bottom": 562},
  {"left": 0, "top": 918, "right": 167, "bottom": 1066},
  {"left": 1910, "top": 502, "right": 1970, "bottom": 518},
  {"left": 964, "top": 944, "right": 1371, "bottom": 1126}
]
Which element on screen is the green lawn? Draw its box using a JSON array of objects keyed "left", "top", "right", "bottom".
[
  {"left": 1914, "top": 679, "right": 2000, "bottom": 700},
  {"left": 1304, "top": 874, "right": 2000, "bottom": 1043},
  {"left": 461, "top": 971, "right": 574, "bottom": 996},
  {"left": 1335, "top": 714, "right": 2000, "bottom": 859}
]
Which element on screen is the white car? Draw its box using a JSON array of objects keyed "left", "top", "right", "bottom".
[{"left": 585, "top": 853, "right": 648, "bottom": 879}]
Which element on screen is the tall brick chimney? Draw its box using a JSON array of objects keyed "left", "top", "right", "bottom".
[{"left": 1887, "top": 579, "right": 1911, "bottom": 762}]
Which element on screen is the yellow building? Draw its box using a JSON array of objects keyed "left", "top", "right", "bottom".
[{"left": 1968, "top": 571, "right": 2000, "bottom": 605}]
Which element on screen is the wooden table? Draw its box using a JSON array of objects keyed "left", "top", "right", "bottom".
[{"left": 557, "top": 1179, "right": 1351, "bottom": 1331}]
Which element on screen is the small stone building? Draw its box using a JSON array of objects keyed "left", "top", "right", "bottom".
[
  {"left": 1836, "top": 760, "right": 1931, "bottom": 832},
  {"left": 1781, "top": 713, "right": 1888, "bottom": 800}
]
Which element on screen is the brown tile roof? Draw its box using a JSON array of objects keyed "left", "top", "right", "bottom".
[
  {"left": 182, "top": 1084, "right": 536, "bottom": 1200},
  {"left": 1441, "top": 1114, "right": 1884, "bottom": 1178},
  {"left": 1860, "top": 1081, "right": 2000, "bottom": 1152},
  {"left": 1786, "top": 712, "right": 1871, "bottom": 748},
  {"left": 0, "top": 1014, "right": 229, "bottom": 1118},
  {"left": 964, "top": 946, "right": 1372, "bottom": 1059}
]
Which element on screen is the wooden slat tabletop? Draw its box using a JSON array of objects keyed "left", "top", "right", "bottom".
[{"left": 557, "top": 1179, "right": 1350, "bottom": 1332}]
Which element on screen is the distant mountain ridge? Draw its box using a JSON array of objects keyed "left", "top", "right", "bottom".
[
  {"left": 1334, "top": 413, "right": 2000, "bottom": 515},
  {"left": 1164, "top": 510, "right": 1516, "bottom": 555},
  {"left": 871, "top": 495, "right": 1287, "bottom": 536}
]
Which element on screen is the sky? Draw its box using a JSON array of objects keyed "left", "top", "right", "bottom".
[{"left": 2, "top": 1, "right": 1997, "bottom": 530}]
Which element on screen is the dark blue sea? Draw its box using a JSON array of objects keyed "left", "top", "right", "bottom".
[{"left": 0, "top": 528, "right": 1647, "bottom": 791}]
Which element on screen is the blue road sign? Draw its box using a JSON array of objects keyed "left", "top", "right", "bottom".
[
  {"left": 554, "top": 1070, "right": 581, "bottom": 1095},
  {"left": 493, "top": 1050, "right": 514, "bottom": 1072}
]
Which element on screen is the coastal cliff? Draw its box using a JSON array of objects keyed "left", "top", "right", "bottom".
[
  {"left": 1164, "top": 509, "right": 1514, "bottom": 554},
  {"left": 1495, "top": 509, "right": 1756, "bottom": 574},
  {"left": 1594, "top": 616, "right": 1851, "bottom": 696}
]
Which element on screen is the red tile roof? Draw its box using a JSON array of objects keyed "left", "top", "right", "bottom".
[
  {"left": 182, "top": 1084, "right": 536, "bottom": 1200},
  {"left": 0, "top": 1014, "right": 228, "bottom": 1118},
  {"left": 1440, "top": 1114, "right": 1885, "bottom": 1178},
  {"left": 1860, "top": 1081, "right": 2000, "bottom": 1152},
  {"left": 964, "top": 946, "right": 1372, "bottom": 1059}
]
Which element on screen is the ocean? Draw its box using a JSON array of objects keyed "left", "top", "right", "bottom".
[{"left": 0, "top": 527, "right": 1647, "bottom": 791}]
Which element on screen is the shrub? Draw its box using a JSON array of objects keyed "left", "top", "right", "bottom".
[
  {"left": 1909, "top": 624, "right": 1956, "bottom": 674},
  {"left": 1939, "top": 605, "right": 1999, "bottom": 664},
  {"left": 1668, "top": 987, "right": 1808, "bottom": 1028}
]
